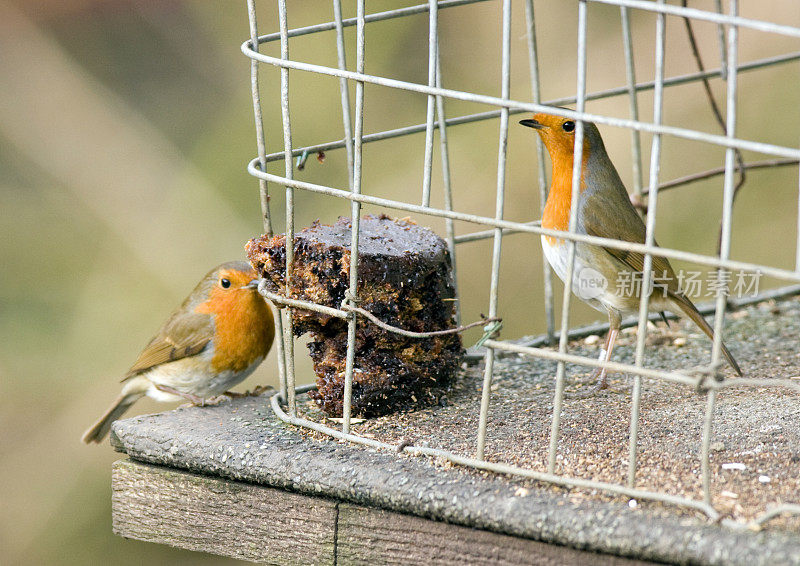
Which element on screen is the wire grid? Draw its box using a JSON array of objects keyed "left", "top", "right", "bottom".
[{"left": 244, "top": 0, "right": 800, "bottom": 529}]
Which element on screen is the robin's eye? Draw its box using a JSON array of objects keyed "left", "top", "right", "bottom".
[
  {"left": 562, "top": 121, "right": 575, "bottom": 133},
  {"left": 220, "top": 278, "right": 231, "bottom": 289}
]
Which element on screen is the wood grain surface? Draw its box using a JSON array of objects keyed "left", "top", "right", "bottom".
[{"left": 112, "top": 459, "right": 653, "bottom": 565}]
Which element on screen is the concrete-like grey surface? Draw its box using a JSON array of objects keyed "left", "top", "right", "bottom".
[{"left": 112, "top": 295, "right": 800, "bottom": 566}]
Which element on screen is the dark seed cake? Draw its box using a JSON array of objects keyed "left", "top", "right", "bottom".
[{"left": 246, "top": 215, "right": 463, "bottom": 417}]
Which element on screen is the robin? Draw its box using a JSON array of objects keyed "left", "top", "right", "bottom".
[
  {"left": 82, "top": 261, "right": 274, "bottom": 443},
  {"left": 520, "top": 111, "right": 742, "bottom": 392}
]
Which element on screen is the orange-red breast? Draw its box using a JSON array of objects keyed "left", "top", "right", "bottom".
[
  {"left": 82, "top": 261, "right": 274, "bottom": 443},
  {"left": 520, "top": 112, "right": 742, "bottom": 391}
]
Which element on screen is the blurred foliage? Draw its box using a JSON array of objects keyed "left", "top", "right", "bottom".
[{"left": 1, "top": 0, "right": 798, "bottom": 564}]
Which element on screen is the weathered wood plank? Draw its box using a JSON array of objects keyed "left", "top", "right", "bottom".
[
  {"left": 112, "top": 395, "right": 800, "bottom": 566},
  {"left": 113, "top": 460, "right": 656, "bottom": 565},
  {"left": 112, "top": 459, "right": 336, "bottom": 565},
  {"left": 335, "top": 504, "right": 652, "bottom": 566}
]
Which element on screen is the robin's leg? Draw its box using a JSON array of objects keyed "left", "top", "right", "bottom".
[
  {"left": 593, "top": 314, "right": 620, "bottom": 390},
  {"left": 154, "top": 383, "right": 206, "bottom": 406},
  {"left": 572, "top": 310, "right": 621, "bottom": 397}
]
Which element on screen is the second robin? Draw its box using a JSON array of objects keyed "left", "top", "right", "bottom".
[
  {"left": 520, "top": 111, "right": 742, "bottom": 392},
  {"left": 82, "top": 261, "right": 275, "bottom": 443}
]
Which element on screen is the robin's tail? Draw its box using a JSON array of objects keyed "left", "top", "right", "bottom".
[
  {"left": 667, "top": 291, "right": 743, "bottom": 376},
  {"left": 81, "top": 377, "right": 149, "bottom": 444}
]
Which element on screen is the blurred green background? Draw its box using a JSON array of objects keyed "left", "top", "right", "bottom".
[{"left": 1, "top": 1, "right": 797, "bottom": 563}]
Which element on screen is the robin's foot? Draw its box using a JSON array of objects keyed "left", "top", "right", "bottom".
[
  {"left": 221, "top": 391, "right": 247, "bottom": 398},
  {"left": 569, "top": 380, "right": 611, "bottom": 398},
  {"left": 567, "top": 368, "right": 630, "bottom": 398},
  {"left": 203, "top": 395, "right": 231, "bottom": 406},
  {"left": 155, "top": 384, "right": 205, "bottom": 406},
  {"left": 223, "top": 385, "right": 275, "bottom": 398},
  {"left": 248, "top": 385, "right": 275, "bottom": 396}
]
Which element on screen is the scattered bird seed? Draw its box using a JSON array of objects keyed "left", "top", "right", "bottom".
[
  {"left": 584, "top": 335, "right": 601, "bottom": 345},
  {"left": 328, "top": 417, "right": 366, "bottom": 424}
]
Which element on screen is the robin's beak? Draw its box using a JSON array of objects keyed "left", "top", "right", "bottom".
[
  {"left": 246, "top": 278, "right": 261, "bottom": 289},
  {"left": 519, "top": 118, "right": 544, "bottom": 130}
]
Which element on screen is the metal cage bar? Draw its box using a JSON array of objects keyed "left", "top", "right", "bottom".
[
  {"left": 589, "top": 0, "right": 800, "bottom": 38},
  {"left": 341, "top": 0, "right": 366, "bottom": 435},
  {"left": 797, "top": 168, "right": 800, "bottom": 272},
  {"left": 475, "top": 0, "right": 512, "bottom": 462},
  {"left": 246, "top": 0, "right": 288, "bottom": 405},
  {"left": 627, "top": 0, "right": 666, "bottom": 489},
  {"left": 713, "top": 0, "right": 728, "bottom": 81},
  {"left": 277, "top": 0, "right": 297, "bottom": 417},
  {"left": 332, "top": 0, "right": 355, "bottom": 190},
  {"left": 255, "top": 0, "right": 491, "bottom": 44},
  {"left": 620, "top": 6, "right": 644, "bottom": 205},
  {"left": 435, "top": 48, "right": 461, "bottom": 324},
  {"left": 420, "top": 0, "right": 438, "bottom": 207},
  {"left": 523, "top": 0, "right": 555, "bottom": 345},
  {"left": 702, "top": 0, "right": 740, "bottom": 505},
  {"left": 546, "top": 0, "right": 589, "bottom": 476}
]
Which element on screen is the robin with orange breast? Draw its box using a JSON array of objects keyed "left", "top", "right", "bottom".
[
  {"left": 82, "top": 261, "right": 274, "bottom": 443},
  {"left": 520, "top": 111, "right": 742, "bottom": 392}
]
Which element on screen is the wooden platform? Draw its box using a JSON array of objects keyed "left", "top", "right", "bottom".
[
  {"left": 110, "top": 295, "right": 800, "bottom": 565},
  {"left": 113, "top": 459, "right": 647, "bottom": 565}
]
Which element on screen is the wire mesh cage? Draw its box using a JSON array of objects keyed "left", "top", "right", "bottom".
[{"left": 242, "top": 0, "right": 800, "bottom": 529}]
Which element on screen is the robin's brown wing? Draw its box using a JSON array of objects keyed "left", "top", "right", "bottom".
[
  {"left": 580, "top": 188, "right": 679, "bottom": 292},
  {"left": 122, "top": 309, "right": 213, "bottom": 381}
]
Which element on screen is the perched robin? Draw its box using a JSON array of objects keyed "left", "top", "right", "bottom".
[
  {"left": 82, "top": 261, "right": 274, "bottom": 443},
  {"left": 520, "top": 111, "right": 742, "bottom": 391}
]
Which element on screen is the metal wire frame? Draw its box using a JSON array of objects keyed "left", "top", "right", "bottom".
[
  {"left": 523, "top": 0, "right": 555, "bottom": 344},
  {"left": 244, "top": 0, "right": 800, "bottom": 529},
  {"left": 341, "top": 0, "right": 365, "bottom": 435},
  {"left": 545, "top": 0, "right": 587, "bottom": 476},
  {"left": 253, "top": 49, "right": 800, "bottom": 165},
  {"left": 246, "top": 0, "right": 288, "bottom": 406},
  {"left": 628, "top": 0, "right": 668, "bottom": 490}
]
